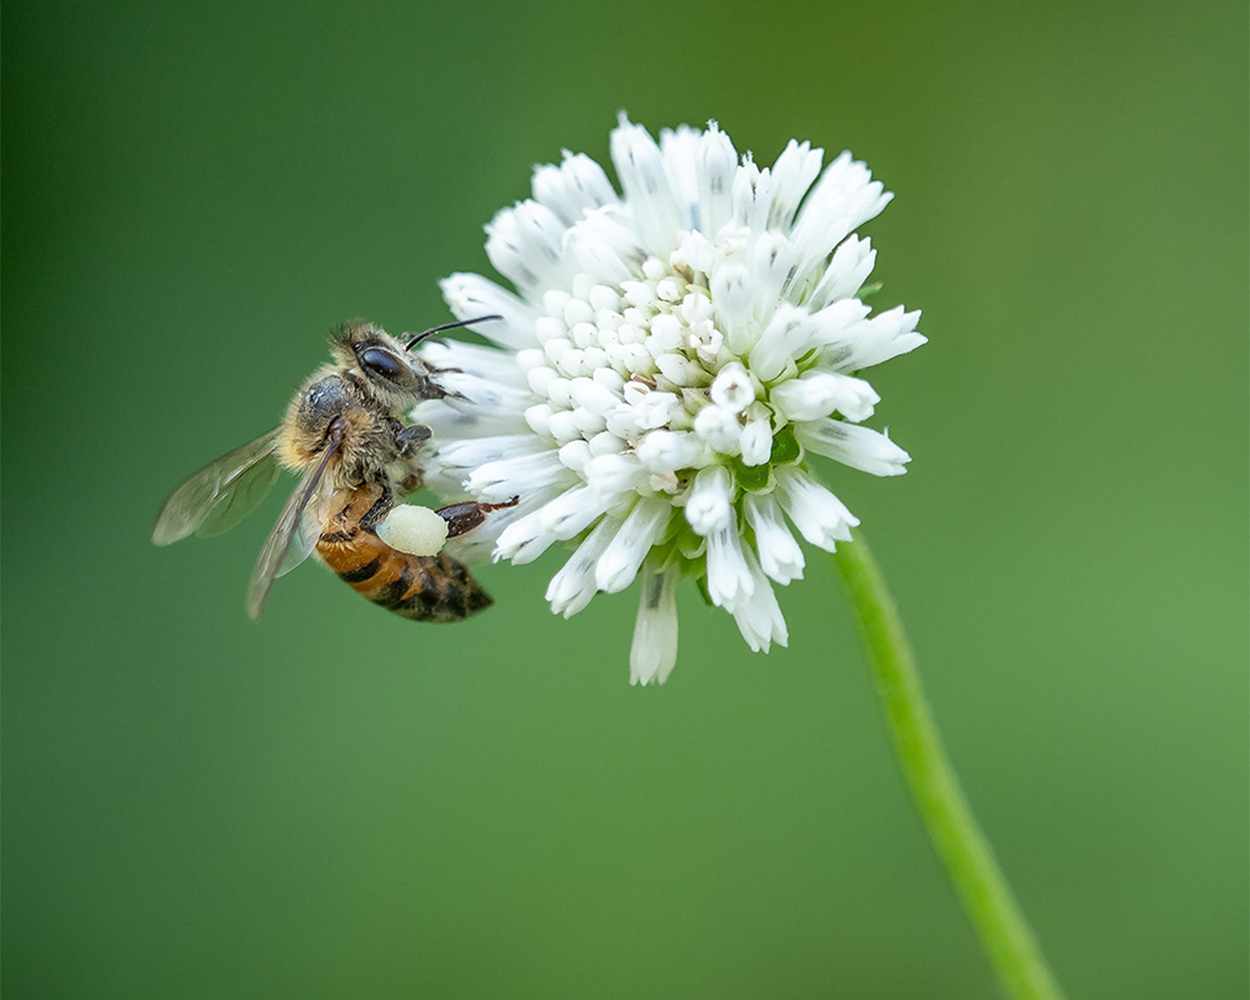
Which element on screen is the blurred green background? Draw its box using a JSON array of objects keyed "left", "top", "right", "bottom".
[{"left": 3, "top": 0, "right": 1246, "bottom": 996}]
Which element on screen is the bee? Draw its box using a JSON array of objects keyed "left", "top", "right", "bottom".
[{"left": 152, "top": 317, "right": 514, "bottom": 622}]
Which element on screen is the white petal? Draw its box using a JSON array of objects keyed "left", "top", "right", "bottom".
[
  {"left": 410, "top": 399, "right": 530, "bottom": 452},
  {"left": 743, "top": 493, "right": 805, "bottom": 584},
  {"left": 546, "top": 516, "right": 619, "bottom": 618},
  {"left": 659, "top": 124, "right": 703, "bottom": 231},
  {"left": 706, "top": 522, "right": 755, "bottom": 610},
  {"left": 729, "top": 547, "right": 788, "bottom": 653},
  {"left": 770, "top": 371, "right": 880, "bottom": 423},
  {"left": 747, "top": 304, "right": 813, "bottom": 383},
  {"left": 610, "top": 114, "right": 682, "bottom": 256},
  {"left": 431, "top": 372, "right": 532, "bottom": 415},
  {"left": 774, "top": 468, "right": 859, "bottom": 551},
  {"left": 467, "top": 448, "right": 579, "bottom": 503},
  {"left": 805, "top": 235, "right": 877, "bottom": 310},
  {"left": 485, "top": 200, "right": 575, "bottom": 298},
  {"left": 595, "top": 497, "right": 672, "bottom": 593},
  {"left": 635, "top": 429, "right": 705, "bottom": 474},
  {"left": 709, "top": 260, "right": 755, "bottom": 355},
  {"left": 632, "top": 390, "right": 682, "bottom": 429},
  {"left": 630, "top": 561, "right": 680, "bottom": 686},
  {"left": 795, "top": 418, "right": 911, "bottom": 476},
  {"left": 427, "top": 434, "right": 546, "bottom": 476},
  {"left": 531, "top": 151, "right": 618, "bottom": 226},
  {"left": 732, "top": 159, "right": 773, "bottom": 235},
  {"left": 565, "top": 206, "right": 647, "bottom": 285},
  {"left": 813, "top": 305, "right": 926, "bottom": 373},
  {"left": 738, "top": 418, "right": 773, "bottom": 467},
  {"left": 495, "top": 485, "right": 617, "bottom": 564},
  {"left": 442, "top": 489, "right": 550, "bottom": 564},
  {"left": 709, "top": 362, "right": 756, "bottom": 413},
  {"left": 584, "top": 452, "right": 648, "bottom": 497},
  {"left": 749, "top": 231, "right": 797, "bottom": 322},
  {"left": 790, "top": 152, "right": 893, "bottom": 287},
  {"left": 696, "top": 121, "right": 738, "bottom": 237},
  {"left": 439, "top": 273, "right": 539, "bottom": 350},
  {"left": 685, "top": 465, "right": 734, "bottom": 536},
  {"left": 768, "top": 138, "right": 824, "bottom": 230},
  {"left": 693, "top": 405, "right": 743, "bottom": 455},
  {"left": 654, "top": 352, "right": 710, "bottom": 388},
  {"left": 419, "top": 339, "right": 529, "bottom": 388}
]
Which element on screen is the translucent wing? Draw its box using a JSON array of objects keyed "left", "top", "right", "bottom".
[
  {"left": 276, "top": 508, "right": 321, "bottom": 579},
  {"left": 152, "top": 431, "right": 281, "bottom": 545},
  {"left": 246, "top": 423, "right": 344, "bottom": 620}
]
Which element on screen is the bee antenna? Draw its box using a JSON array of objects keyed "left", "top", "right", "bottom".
[{"left": 406, "top": 315, "right": 503, "bottom": 350}]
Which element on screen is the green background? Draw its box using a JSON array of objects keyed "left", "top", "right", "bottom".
[{"left": 3, "top": 0, "right": 1246, "bottom": 996}]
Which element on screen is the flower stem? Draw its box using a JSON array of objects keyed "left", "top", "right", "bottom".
[{"left": 832, "top": 529, "right": 1065, "bottom": 1000}]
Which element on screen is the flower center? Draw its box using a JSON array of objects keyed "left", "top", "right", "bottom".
[{"left": 515, "top": 251, "right": 780, "bottom": 496}]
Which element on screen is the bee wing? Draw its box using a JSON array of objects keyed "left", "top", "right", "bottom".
[
  {"left": 152, "top": 431, "right": 281, "bottom": 545},
  {"left": 275, "top": 508, "right": 321, "bottom": 579},
  {"left": 246, "top": 424, "right": 344, "bottom": 620}
]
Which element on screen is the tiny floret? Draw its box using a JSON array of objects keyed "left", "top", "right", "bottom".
[{"left": 414, "top": 116, "right": 925, "bottom": 683}]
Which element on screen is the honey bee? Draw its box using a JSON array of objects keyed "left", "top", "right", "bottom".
[{"left": 152, "top": 317, "right": 514, "bottom": 622}]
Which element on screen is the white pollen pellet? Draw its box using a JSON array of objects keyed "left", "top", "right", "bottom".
[{"left": 375, "top": 505, "right": 449, "bottom": 557}]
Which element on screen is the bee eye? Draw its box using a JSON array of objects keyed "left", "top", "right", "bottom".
[{"left": 358, "top": 347, "right": 406, "bottom": 381}]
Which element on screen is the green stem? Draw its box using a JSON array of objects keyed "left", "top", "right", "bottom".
[{"left": 832, "top": 528, "right": 1065, "bottom": 1000}]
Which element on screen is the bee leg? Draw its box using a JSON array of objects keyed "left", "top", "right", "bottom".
[
  {"left": 416, "top": 374, "right": 468, "bottom": 401},
  {"left": 391, "top": 421, "right": 432, "bottom": 459},
  {"left": 436, "top": 496, "right": 520, "bottom": 539}
]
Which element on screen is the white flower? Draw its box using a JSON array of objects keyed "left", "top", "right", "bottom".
[{"left": 414, "top": 115, "right": 926, "bottom": 684}]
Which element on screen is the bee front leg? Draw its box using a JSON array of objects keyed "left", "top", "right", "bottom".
[
  {"left": 390, "top": 421, "right": 432, "bottom": 493},
  {"left": 392, "top": 421, "right": 432, "bottom": 458},
  {"left": 436, "top": 496, "right": 520, "bottom": 539}
]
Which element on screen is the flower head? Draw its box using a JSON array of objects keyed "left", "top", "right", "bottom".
[{"left": 413, "top": 115, "right": 925, "bottom": 684}]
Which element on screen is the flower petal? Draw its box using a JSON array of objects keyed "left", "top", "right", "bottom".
[
  {"left": 795, "top": 418, "right": 912, "bottom": 477},
  {"left": 630, "top": 561, "right": 680, "bottom": 685}
]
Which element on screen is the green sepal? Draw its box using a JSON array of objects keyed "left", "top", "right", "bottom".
[
  {"left": 770, "top": 425, "right": 801, "bottom": 466},
  {"left": 733, "top": 457, "right": 771, "bottom": 492}
]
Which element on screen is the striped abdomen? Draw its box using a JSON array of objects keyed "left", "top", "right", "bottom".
[{"left": 316, "top": 485, "right": 492, "bottom": 623}]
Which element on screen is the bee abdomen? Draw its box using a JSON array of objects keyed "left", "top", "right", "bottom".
[{"left": 317, "top": 533, "right": 492, "bottom": 622}]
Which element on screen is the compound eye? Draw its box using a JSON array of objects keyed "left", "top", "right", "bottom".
[{"left": 358, "top": 346, "right": 406, "bottom": 381}]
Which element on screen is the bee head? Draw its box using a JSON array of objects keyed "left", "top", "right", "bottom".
[{"left": 330, "top": 320, "right": 444, "bottom": 404}]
